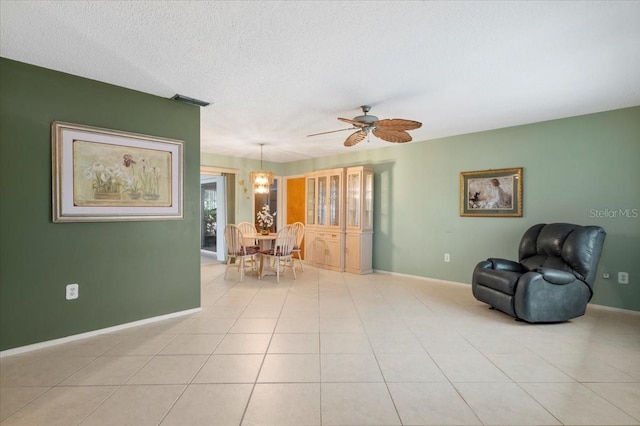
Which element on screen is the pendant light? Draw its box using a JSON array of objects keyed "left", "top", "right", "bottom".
[{"left": 250, "top": 143, "right": 274, "bottom": 194}]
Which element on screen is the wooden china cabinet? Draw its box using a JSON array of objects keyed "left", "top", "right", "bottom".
[
  {"left": 344, "top": 166, "right": 374, "bottom": 274},
  {"left": 304, "top": 166, "right": 373, "bottom": 274}
]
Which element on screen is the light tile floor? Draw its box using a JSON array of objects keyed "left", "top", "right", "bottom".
[{"left": 1, "top": 262, "right": 639, "bottom": 425}]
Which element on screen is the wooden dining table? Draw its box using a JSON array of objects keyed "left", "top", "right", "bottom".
[
  {"left": 252, "top": 233, "right": 277, "bottom": 278},
  {"left": 253, "top": 233, "right": 277, "bottom": 251}
]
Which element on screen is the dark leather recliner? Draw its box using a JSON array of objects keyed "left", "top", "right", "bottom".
[{"left": 472, "top": 223, "right": 606, "bottom": 323}]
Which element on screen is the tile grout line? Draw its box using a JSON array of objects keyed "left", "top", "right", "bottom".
[
  {"left": 46, "top": 329, "right": 183, "bottom": 425},
  {"left": 237, "top": 278, "right": 290, "bottom": 426},
  {"left": 158, "top": 274, "right": 262, "bottom": 426},
  {"left": 317, "top": 268, "right": 324, "bottom": 426},
  {"left": 343, "top": 274, "right": 404, "bottom": 426}
]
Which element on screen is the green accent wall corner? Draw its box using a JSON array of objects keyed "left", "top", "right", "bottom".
[{"left": 0, "top": 58, "right": 201, "bottom": 351}]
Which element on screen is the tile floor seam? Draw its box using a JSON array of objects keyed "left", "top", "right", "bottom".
[
  {"left": 154, "top": 275, "right": 264, "bottom": 426},
  {"left": 344, "top": 276, "right": 404, "bottom": 426},
  {"left": 374, "top": 277, "right": 469, "bottom": 394},
  {"left": 519, "top": 381, "right": 640, "bottom": 426},
  {"left": 511, "top": 380, "right": 566, "bottom": 426},
  {"left": 73, "top": 385, "right": 123, "bottom": 426},
  {"left": 316, "top": 269, "right": 324, "bottom": 426},
  {"left": 0, "top": 385, "right": 58, "bottom": 423},
  {"left": 446, "top": 382, "right": 486, "bottom": 425},
  {"left": 237, "top": 278, "right": 287, "bottom": 426},
  {"left": 71, "top": 342, "right": 193, "bottom": 425},
  {"left": 149, "top": 383, "right": 190, "bottom": 426}
]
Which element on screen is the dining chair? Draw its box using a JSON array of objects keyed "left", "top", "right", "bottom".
[
  {"left": 224, "top": 224, "right": 260, "bottom": 282},
  {"left": 290, "top": 221, "right": 305, "bottom": 271},
  {"left": 237, "top": 221, "right": 259, "bottom": 250},
  {"left": 259, "top": 225, "right": 297, "bottom": 283}
]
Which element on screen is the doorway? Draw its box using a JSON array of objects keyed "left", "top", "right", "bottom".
[
  {"left": 286, "top": 176, "right": 306, "bottom": 258},
  {"left": 200, "top": 174, "right": 227, "bottom": 262}
]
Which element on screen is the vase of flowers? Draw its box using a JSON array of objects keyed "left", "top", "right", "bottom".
[{"left": 257, "top": 204, "right": 276, "bottom": 235}]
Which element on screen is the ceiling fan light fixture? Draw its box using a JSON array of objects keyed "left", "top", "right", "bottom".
[
  {"left": 308, "top": 105, "right": 422, "bottom": 147},
  {"left": 250, "top": 144, "right": 274, "bottom": 194}
]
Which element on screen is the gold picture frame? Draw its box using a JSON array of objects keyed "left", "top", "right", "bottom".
[
  {"left": 460, "top": 167, "right": 523, "bottom": 217},
  {"left": 52, "top": 121, "right": 183, "bottom": 222}
]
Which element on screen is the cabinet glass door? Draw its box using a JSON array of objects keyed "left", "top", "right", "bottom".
[
  {"left": 317, "top": 176, "right": 327, "bottom": 226},
  {"left": 347, "top": 172, "right": 360, "bottom": 227},
  {"left": 364, "top": 171, "right": 373, "bottom": 229},
  {"left": 329, "top": 174, "right": 340, "bottom": 226},
  {"left": 306, "top": 177, "right": 316, "bottom": 225}
]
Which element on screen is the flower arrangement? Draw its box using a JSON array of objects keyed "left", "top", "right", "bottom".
[{"left": 256, "top": 204, "right": 276, "bottom": 233}]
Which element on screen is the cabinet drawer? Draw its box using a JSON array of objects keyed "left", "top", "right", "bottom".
[{"left": 316, "top": 232, "right": 340, "bottom": 240}]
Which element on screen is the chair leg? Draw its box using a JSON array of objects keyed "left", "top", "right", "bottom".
[
  {"left": 224, "top": 257, "right": 232, "bottom": 279},
  {"left": 290, "top": 256, "right": 297, "bottom": 279},
  {"left": 239, "top": 258, "right": 244, "bottom": 282}
]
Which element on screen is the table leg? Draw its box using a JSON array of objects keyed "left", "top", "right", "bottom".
[{"left": 259, "top": 253, "right": 264, "bottom": 279}]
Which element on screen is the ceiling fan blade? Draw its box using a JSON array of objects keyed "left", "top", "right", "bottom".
[
  {"left": 372, "top": 128, "right": 413, "bottom": 143},
  {"left": 374, "top": 119, "right": 422, "bottom": 131},
  {"left": 338, "top": 117, "right": 368, "bottom": 128},
  {"left": 307, "top": 127, "right": 357, "bottom": 137},
  {"left": 344, "top": 130, "right": 367, "bottom": 147}
]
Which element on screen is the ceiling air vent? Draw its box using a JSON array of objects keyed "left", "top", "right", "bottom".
[{"left": 171, "top": 94, "right": 210, "bottom": 107}]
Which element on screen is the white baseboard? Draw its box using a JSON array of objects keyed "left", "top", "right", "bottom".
[
  {"left": 373, "top": 269, "right": 640, "bottom": 315},
  {"left": 373, "top": 269, "right": 469, "bottom": 287},
  {"left": 587, "top": 303, "right": 640, "bottom": 316},
  {"left": 0, "top": 307, "right": 201, "bottom": 358}
]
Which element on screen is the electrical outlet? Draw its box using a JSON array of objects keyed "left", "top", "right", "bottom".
[
  {"left": 66, "top": 283, "right": 79, "bottom": 300},
  {"left": 444, "top": 253, "right": 450, "bottom": 263},
  {"left": 602, "top": 273, "right": 610, "bottom": 279},
  {"left": 618, "top": 272, "right": 629, "bottom": 284}
]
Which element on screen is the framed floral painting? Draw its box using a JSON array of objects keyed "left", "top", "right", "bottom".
[
  {"left": 52, "top": 121, "right": 183, "bottom": 222},
  {"left": 460, "top": 167, "right": 523, "bottom": 217}
]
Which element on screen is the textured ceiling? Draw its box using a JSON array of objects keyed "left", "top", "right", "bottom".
[{"left": 1, "top": 1, "right": 639, "bottom": 163}]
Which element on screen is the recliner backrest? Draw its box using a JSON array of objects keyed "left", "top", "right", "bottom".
[{"left": 518, "top": 223, "right": 606, "bottom": 286}]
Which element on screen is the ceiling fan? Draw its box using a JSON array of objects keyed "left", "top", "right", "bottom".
[{"left": 307, "top": 105, "right": 422, "bottom": 147}]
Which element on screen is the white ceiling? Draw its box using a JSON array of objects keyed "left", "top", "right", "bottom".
[{"left": 1, "top": 1, "right": 639, "bottom": 163}]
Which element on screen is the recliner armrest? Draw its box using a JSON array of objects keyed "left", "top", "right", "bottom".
[
  {"left": 533, "top": 268, "right": 576, "bottom": 285},
  {"left": 487, "top": 258, "right": 525, "bottom": 273}
]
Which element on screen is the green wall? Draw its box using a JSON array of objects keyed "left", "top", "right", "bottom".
[
  {"left": 207, "top": 107, "right": 640, "bottom": 312},
  {"left": 0, "top": 58, "right": 202, "bottom": 351}
]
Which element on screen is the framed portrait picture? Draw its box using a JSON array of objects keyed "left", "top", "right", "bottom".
[
  {"left": 460, "top": 167, "right": 523, "bottom": 217},
  {"left": 52, "top": 121, "right": 184, "bottom": 222}
]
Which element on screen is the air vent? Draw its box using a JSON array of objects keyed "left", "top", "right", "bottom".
[{"left": 171, "top": 94, "right": 210, "bottom": 107}]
